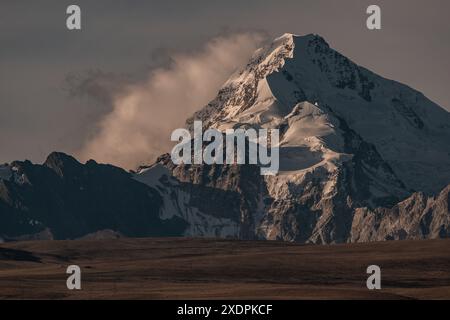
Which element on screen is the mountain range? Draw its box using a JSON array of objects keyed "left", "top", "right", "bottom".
[{"left": 1, "top": 33, "right": 449, "bottom": 243}]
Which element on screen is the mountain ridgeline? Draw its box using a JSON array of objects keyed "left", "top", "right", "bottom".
[
  {"left": 1, "top": 34, "right": 449, "bottom": 243},
  {"left": 0, "top": 153, "right": 186, "bottom": 240}
]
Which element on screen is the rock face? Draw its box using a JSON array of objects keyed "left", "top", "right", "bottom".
[
  {"left": 351, "top": 185, "right": 450, "bottom": 242},
  {"left": 0, "top": 153, "right": 186, "bottom": 240},
  {"left": 136, "top": 33, "right": 450, "bottom": 243}
]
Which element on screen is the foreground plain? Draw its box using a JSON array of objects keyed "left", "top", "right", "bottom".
[{"left": 0, "top": 238, "right": 449, "bottom": 299}]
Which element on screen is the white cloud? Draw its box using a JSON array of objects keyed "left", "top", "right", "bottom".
[{"left": 78, "top": 33, "right": 264, "bottom": 169}]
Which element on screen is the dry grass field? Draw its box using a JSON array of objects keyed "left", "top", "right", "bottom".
[{"left": 0, "top": 238, "right": 449, "bottom": 299}]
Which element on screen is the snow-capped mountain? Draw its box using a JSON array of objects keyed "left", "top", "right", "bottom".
[
  {"left": 189, "top": 33, "right": 450, "bottom": 195},
  {"left": 137, "top": 33, "right": 450, "bottom": 243},
  {"left": 1, "top": 33, "right": 448, "bottom": 243}
]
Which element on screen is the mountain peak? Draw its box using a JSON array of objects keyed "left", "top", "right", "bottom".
[
  {"left": 276, "top": 32, "right": 324, "bottom": 41},
  {"left": 44, "top": 152, "right": 82, "bottom": 177},
  {"left": 188, "top": 33, "right": 450, "bottom": 195},
  {"left": 274, "top": 33, "right": 329, "bottom": 53},
  {"left": 44, "top": 152, "right": 80, "bottom": 166}
]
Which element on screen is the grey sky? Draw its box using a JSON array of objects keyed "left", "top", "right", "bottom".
[{"left": 1, "top": 0, "right": 449, "bottom": 165}]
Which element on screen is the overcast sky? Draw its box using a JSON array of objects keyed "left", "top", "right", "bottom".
[{"left": 1, "top": 0, "right": 449, "bottom": 166}]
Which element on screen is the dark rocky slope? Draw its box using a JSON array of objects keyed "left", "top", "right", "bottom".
[{"left": 0, "top": 152, "right": 186, "bottom": 240}]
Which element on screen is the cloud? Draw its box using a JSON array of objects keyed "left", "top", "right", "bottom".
[
  {"left": 65, "top": 69, "right": 133, "bottom": 108},
  {"left": 77, "top": 32, "right": 264, "bottom": 169}
]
